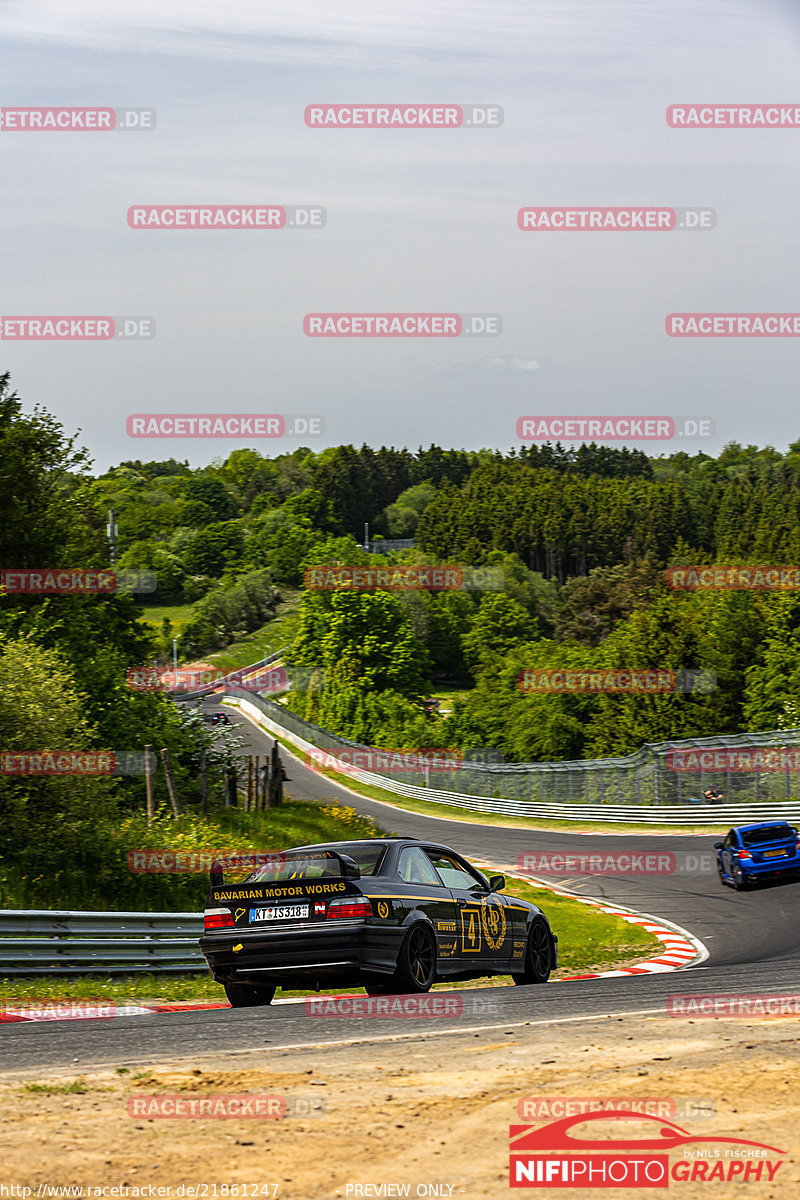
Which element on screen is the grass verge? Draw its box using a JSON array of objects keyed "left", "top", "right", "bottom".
[
  {"left": 0, "top": 799, "right": 384, "bottom": 910},
  {"left": 202, "top": 589, "right": 302, "bottom": 676}
]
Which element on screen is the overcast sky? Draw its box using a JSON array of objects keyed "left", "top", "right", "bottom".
[{"left": 1, "top": 0, "right": 799, "bottom": 470}]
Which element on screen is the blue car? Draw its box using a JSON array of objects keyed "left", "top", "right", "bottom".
[{"left": 715, "top": 821, "right": 800, "bottom": 890}]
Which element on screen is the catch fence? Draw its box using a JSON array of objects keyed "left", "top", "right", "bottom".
[{"left": 227, "top": 690, "right": 800, "bottom": 824}]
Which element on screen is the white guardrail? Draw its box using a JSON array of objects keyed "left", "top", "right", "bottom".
[
  {"left": 226, "top": 695, "right": 800, "bottom": 827},
  {"left": 0, "top": 911, "right": 206, "bottom": 975}
]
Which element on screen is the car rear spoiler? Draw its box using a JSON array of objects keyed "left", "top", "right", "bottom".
[{"left": 210, "top": 848, "right": 361, "bottom": 888}]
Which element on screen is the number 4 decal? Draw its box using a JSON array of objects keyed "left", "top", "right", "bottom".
[{"left": 459, "top": 907, "right": 482, "bottom": 953}]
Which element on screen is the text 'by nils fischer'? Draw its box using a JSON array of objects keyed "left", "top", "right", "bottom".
[
  {"left": 0, "top": 107, "right": 155, "bottom": 130},
  {"left": 517, "top": 207, "right": 715, "bottom": 230}
]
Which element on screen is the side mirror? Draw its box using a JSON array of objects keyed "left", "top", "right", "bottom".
[
  {"left": 489, "top": 874, "right": 505, "bottom": 892},
  {"left": 713, "top": 842, "right": 723, "bottom": 850}
]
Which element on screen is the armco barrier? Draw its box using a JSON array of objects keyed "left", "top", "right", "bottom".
[
  {"left": 223, "top": 690, "right": 800, "bottom": 825},
  {"left": 168, "top": 648, "right": 287, "bottom": 702},
  {"left": 0, "top": 910, "right": 205, "bottom": 975}
]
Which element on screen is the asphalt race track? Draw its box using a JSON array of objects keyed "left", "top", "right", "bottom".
[{"left": 3, "top": 700, "right": 799, "bottom": 1075}]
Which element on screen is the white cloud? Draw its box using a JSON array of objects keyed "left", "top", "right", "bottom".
[{"left": 475, "top": 354, "right": 541, "bottom": 373}]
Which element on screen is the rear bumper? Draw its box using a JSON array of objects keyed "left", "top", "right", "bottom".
[
  {"left": 200, "top": 920, "right": 404, "bottom": 985},
  {"left": 742, "top": 856, "right": 800, "bottom": 877}
]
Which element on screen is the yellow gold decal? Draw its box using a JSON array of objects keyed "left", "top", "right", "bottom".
[
  {"left": 232, "top": 943, "right": 243, "bottom": 952},
  {"left": 436, "top": 920, "right": 457, "bottom": 932},
  {"left": 377, "top": 900, "right": 390, "bottom": 919},
  {"left": 480, "top": 897, "right": 507, "bottom": 951},
  {"left": 459, "top": 907, "right": 482, "bottom": 953},
  {"left": 234, "top": 908, "right": 246, "bottom": 923},
  {"left": 213, "top": 882, "right": 346, "bottom": 901}
]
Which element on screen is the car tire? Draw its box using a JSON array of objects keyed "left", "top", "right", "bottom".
[
  {"left": 363, "top": 978, "right": 393, "bottom": 996},
  {"left": 732, "top": 865, "right": 749, "bottom": 891},
  {"left": 388, "top": 924, "right": 437, "bottom": 994},
  {"left": 512, "top": 917, "right": 553, "bottom": 985},
  {"left": 223, "top": 981, "right": 276, "bottom": 1007}
]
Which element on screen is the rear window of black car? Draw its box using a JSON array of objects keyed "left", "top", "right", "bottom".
[
  {"left": 247, "top": 842, "right": 387, "bottom": 881},
  {"left": 741, "top": 825, "right": 796, "bottom": 845}
]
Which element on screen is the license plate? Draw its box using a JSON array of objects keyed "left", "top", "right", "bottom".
[
  {"left": 764, "top": 849, "right": 787, "bottom": 858},
  {"left": 250, "top": 905, "right": 310, "bottom": 921}
]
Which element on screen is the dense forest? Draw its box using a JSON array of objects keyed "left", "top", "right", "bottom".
[{"left": 4, "top": 372, "right": 800, "bottom": 795}]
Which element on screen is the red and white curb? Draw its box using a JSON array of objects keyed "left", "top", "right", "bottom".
[
  {"left": 0, "top": 995, "right": 345, "bottom": 1023},
  {"left": 476, "top": 862, "right": 707, "bottom": 980}
]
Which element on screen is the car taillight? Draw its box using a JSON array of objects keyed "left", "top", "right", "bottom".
[
  {"left": 204, "top": 907, "right": 235, "bottom": 931},
  {"left": 737, "top": 849, "right": 752, "bottom": 860},
  {"left": 326, "top": 897, "right": 372, "bottom": 920}
]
